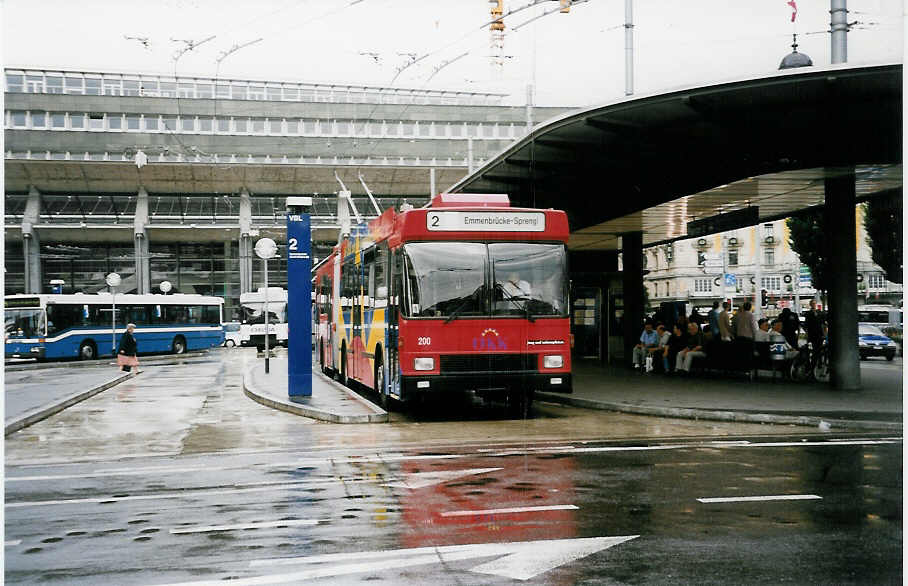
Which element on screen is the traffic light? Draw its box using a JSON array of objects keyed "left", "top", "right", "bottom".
[
  {"left": 761, "top": 288, "right": 768, "bottom": 307},
  {"left": 560, "top": 0, "right": 571, "bottom": 13},
  {"left": 490, "top": 0, "right": 504, "bottom": 30}
]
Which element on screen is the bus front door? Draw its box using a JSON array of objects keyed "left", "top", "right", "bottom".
[{"left": 388, "top": 252, "right": 401, "bottom": 398}]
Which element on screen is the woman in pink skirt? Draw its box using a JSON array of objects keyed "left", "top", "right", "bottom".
[{"left": 117, "top": 323, "right": 139, "bottom": 373}]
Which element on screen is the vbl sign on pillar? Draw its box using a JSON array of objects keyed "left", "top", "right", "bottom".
[{"left": 286, "top": 204, "right": 312, "bottom": 397}]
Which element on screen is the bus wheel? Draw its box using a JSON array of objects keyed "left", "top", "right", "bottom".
[
  {"left": 79, "top": 340, "right": 97, "bottom": 360},
  {"left": 172, "top": 336, "right": 187, "bottom": 355},
  {"left": 225, "top": 339, "right": 236, "bottom": 348},
  {"left": 375, "top": 361, "right": 388, "bottom": 411}
]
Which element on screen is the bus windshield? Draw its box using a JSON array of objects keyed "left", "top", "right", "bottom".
[
  {"left": 5, "top": 308, "right": 46, "bottom": 338},
  {"left": 402, "top": 242, "right": 568, "bottom": 319},
  {"left": 404, "top": 242, "right": 487, "bottom": 318}
]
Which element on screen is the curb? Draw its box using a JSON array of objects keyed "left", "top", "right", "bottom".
[
  {"left": 5, "top": 371, "right": 138, "bottom": 436},
  {"left": 5, "top": 350, "right": 212, "bottom": 372},
  {"left": 243, "top": 366, "right": 388, "bottom": 424},
  {"left": 534, "top": 392, "right": 903, "bottom": 432}
]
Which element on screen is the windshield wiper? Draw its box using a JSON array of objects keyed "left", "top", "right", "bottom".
[
  {"left": 496, "top": 283, "right": 535, "bottom": 323},
  {"left": 443, "top": 285, "right": 486, "bottom": 324}
]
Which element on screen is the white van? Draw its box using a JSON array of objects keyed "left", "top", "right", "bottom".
[{"left": 222, "top": 322, "right": 246, "bottom": 347}]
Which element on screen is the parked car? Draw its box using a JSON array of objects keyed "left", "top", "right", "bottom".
[
  {"left": 222, "top": 322, "right": 245, "bottom": 347},
  {"left": 858, "top": 323, "right": 897, "bottom": 361}
]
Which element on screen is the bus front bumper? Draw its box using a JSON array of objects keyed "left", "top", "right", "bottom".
[
  {"left": 5, "top": 345, "right": 45, "bottom": 359},
  {"left": 400, "top": 372, "right": 571, "bottom": 399}
]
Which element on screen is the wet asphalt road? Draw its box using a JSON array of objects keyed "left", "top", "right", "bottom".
[{"left": 4, "top": 349, "right": 902, "bottom": 585}]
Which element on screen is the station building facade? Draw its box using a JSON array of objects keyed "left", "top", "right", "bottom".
[{"left": 3, "top": 67, "right": 571, "bottom": 319}]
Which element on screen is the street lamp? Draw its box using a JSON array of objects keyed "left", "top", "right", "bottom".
[
  {"left": 254, "top": 237, "right": 278, "bottom": 374},
  {"left": 160, "top": 280, "right": 172, "bottom": 295},
  {"left": 106, "top": 272, "right": 121, "bottom": 356}
]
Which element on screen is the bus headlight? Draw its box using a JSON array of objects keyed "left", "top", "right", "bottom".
[
  {"left": 543, "top": 355, "right": 563, "bottom": 368},
  {"left": 414, "top": 357, "right": 434, "bottom": 371}
]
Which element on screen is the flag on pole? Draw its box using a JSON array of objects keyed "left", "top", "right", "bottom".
[{"left": 787, "top": 0, "right": 797, "bottom": 22}]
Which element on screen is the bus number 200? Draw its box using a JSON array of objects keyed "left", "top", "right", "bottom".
[{"left": 417, "top": 337, "right": 431, "bottom": 346}]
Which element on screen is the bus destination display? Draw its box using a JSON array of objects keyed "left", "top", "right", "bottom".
[{"left": 426, "top": 211, "right": 546, "bottom": 232}]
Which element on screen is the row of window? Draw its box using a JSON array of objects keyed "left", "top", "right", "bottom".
[
  {"left": 45, "top": 303, "right": 220, "bottom": 334},
  {"left": 4, "top": 150, "right": 484, "bottom": 168},
  {"left": 653, "top": 273, "right": 890, "bottom": 298},
  {"left": 5, "top": 110, "right": 520, "bottom": 139},
  {"left": 5, "top": 72, "right": 503, "bottom": 107}
]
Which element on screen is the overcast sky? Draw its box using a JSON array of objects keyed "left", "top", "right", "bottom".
[{"left": 2, "top": 0, "right": 904, "bottom": 106}]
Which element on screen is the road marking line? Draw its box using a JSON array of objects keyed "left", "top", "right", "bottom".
[
  {"left": 440, "top": 504, "right": 578, "bottom": 517},
  {"left": 161, "top": 536, "right": 639, "bottom": 584},
  {"left": 5, "top": 540, "right": 22, "bottom": 546},
  {"left": 697, "top": 494, "right": 823, "bottom": 503},
  {"left": 476, "top": 445, "right": 575, "bottom": 453},
  {"left": 6, "top": 440, "right": 900, "bottom": 484},
  {"left": 171, "top": 519, "right": 320, "bottom": 534}
]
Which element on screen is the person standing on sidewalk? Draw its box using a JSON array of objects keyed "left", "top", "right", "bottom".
[
  {"left": 117, "top": 323, "right": 139, "bottom": 373},
  {"left": 707, "top": 301, "right": 721, "bottom": 340},
  {"left": 718, "top": 301, "right": 734, "bottom": 341},
  {"left": 735, "top": 301, "right": 757, "bottom": 341},
  {"left": 804, "top": 299, "right": 825, "bottom": 363},
  {"left": 779, "top": 307, "right": 801, "bottom": 349}
]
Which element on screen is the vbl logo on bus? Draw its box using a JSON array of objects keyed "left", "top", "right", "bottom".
[{"left": 472, "top": 328, "right": 508, "bottom": 351}]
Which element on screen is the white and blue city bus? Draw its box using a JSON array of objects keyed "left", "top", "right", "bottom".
[{"left": 5, "top": 293, "right": 224, "bottom": 361}]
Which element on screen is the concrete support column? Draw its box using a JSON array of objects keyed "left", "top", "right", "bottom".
[
  {"left": 22, "top": 186, "right": 42, "bottom": 294},
  {"left": 239, "top": 188, "right": 254, "bottom": 294},
  {"left": 133, "top": 187, "right": 151, "bottom": 294},
  {"left": 429, "top": 167, "right": 436, "bottom": 198},
  {"left": 621, "top": 231, "right": 645, "bottom": 367},
  {"left": 824, "top": 168, "right": 861, "bottom": 390}
]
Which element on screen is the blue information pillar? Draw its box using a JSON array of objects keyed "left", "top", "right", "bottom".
[{"left": 286, "top": 197, "right": 313, "bottom": 397}]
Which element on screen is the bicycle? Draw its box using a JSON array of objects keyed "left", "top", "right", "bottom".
[{"left": 789, "top": 340, "right": 830, "bottom": 383}]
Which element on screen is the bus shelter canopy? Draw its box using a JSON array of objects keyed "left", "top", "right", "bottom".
[{"left": 448, "top": 63, "right": 902, "bottom": 250}]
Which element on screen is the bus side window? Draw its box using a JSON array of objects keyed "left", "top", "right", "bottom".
[
  {"left": 86, "top": 305, "right": 106, "bottom": 327},
  {"left": 126, "top": 305, "right": 149, "bottom": 325},
  {"left": 341, "top": 260, "right": 355, "bottom": 305},
  {"left": 164, "top": 305, "right": 188, "bottom": 323},
  {"left": 374, "top": 246, "right": 388, "bottom": 305},
  {"left": 47, "top": 304, "right": 83, "bottom": 334},
  {"left": 202, "top": 305, "right": 220, "bottom": 325},
  {"left": 324, "top": 277, "right": 334, "bottom": 321}
]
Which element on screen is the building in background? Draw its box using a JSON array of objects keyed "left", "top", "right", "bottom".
[
  {"left": 642, "top": 211, "right": 902, "bottom": 317},
  {"left": 4, "top": 67, "right": 573, "bottom": 318}
]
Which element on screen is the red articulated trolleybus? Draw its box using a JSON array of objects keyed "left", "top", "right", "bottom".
[{"left": 313, "top": 193, "right": 572, "bottom": 415}]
